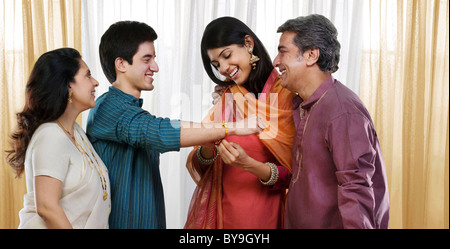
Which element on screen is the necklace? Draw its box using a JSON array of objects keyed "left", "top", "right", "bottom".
[
  {"left": 77, "top": 135, "right": 108, "bottom": 201},
  {"left": 57, "top": 120, "right": 108, "bottom": 201},
  {"left": 57, "top": 120, "right": 76, "bottom": 143},
  {"left": 291, "top": 90, "right": 329, "bottom": 185}
]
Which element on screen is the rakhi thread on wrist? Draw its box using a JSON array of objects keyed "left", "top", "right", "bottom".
[
  {"left": 215, "top": 121, "right": 228, "bottom": 145},
  {"left": 222, "top": 121, "right": 228, "bottom": 138}
]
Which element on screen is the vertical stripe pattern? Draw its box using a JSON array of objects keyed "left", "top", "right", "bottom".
[{"left": 87, "top": 86, "right": 180, "bottom": 229}]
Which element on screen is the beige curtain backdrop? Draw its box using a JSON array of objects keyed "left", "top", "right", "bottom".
[
  {"left": 0, "top": 0, "right": 81, "bottom": 229},
  {"left": 360, "top": 0, "right": 449, "bottom": 229}
]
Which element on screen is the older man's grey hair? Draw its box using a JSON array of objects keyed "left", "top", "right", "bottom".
[{"left": 277, "top": 14, "right": 341, "bottom": 73}]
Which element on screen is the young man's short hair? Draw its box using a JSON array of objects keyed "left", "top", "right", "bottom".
[{"left": 99, "top": 21, "right": 158, "bottom": 83}]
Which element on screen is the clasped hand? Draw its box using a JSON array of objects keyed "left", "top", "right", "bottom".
[
  {"left": 198, "top": 115, "right": 265, "bottom": 160},
  {"left": 218, "top": 139, "right": 253, "bottom": 170}
]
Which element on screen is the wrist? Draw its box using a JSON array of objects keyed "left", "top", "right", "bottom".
[
  {"left": 227, "top": 127, "right": 236, "bottom": 136},
  {"left": 214, "top": 121, "right": 229, "bottom": 145},
  {"left": 196, "top": 146, "right": 219, "bottom": 165},
  {"left": 199, "top": 145, "right": 215, "bottom": 159},
  {"left": 225, "top": 121, "right": 236, "bottom": 136},
  {"left": 242, "top": 157, "right": 260, "bottom": 172},
  {"left": 260, "top": 162, "right": 279, "bottom": 185},
  {"left": 222, "top": 121, "right": 228, "bottom": 139}
]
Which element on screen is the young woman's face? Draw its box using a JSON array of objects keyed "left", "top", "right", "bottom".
[
  {"left": 69, "top": 59, "right": 99, "bottom": 111},
  {"left": 207, "top": 44, "right": 253, "bottom": 86}
]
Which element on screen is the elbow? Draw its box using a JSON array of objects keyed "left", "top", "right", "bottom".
[{"left": 35, "top": 201, "right": 57, "bottom": 220}]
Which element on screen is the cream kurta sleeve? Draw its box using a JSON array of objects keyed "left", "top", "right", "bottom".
[{"left": 31, "top": 124, "right": 71, "bottom": 181}]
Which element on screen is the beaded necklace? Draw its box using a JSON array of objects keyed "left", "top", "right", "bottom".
[{"left": 57, "top": 120, "right": 108, "bottom": 201}]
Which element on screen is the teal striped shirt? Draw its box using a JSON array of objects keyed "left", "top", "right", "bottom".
[{"left": 86, "top": 86, "right": 180, "bottom": 229}]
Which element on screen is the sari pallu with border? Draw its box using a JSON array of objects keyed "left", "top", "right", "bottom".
[{"left": 185, "top": 69, "right": 296, "bottom": 229}]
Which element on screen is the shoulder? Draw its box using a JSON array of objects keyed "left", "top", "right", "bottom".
[
  {"left": 88, "top": 90, "right": 146, "bottom": 130},
  {"left": 31, "top": 123, "right": 67, "bottom": 145},
  {"left": 28, "top": 123, "right": 73, "bottom": 154},
  {"left": 94, "top": 89, "right": 127, "bottom": 111},
  {"left": 27, "top": 123, "right": 71, "bottom": 159},
  {"left": 92, "top": 89, "right": 145, "bottom": 117},
  {"left": 324, "top": 80, "right": 371, "bottom": 121},
  {"left": 27, "top": 123, "right": 73, "bottom": 181}
]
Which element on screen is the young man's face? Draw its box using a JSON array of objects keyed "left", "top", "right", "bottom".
[
  {"left": 123, "top": 41, "right": 159, "bottom": 92},
  {"left": 273, "top": 31, "right": 306, "bottom": 92}
]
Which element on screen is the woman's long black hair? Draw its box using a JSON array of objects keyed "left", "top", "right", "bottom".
[
  {"left": 5, "top": 48, "right": 81, "bottom": 177},
  {"left": 201, "top": 17, "right": 274, "bottom": 97}
]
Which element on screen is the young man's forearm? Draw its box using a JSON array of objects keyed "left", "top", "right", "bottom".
[{"left": 179, "top": 121, "right": 226, "bottom": 147}]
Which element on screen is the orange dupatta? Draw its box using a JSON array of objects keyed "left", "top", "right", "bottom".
[{"left": 185, "top": 70, "right": 296, "bottom": 229}]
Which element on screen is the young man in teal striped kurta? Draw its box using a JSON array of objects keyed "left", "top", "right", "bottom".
[{"left": 87, "top": 21, "right": 261, "bottom": 228}]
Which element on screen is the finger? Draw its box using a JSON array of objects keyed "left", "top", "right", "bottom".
[
  {"left": 217, "top": 145, "right": 229, "bottom": 164},
  {"left": 229, "top": 142, "right": 248, "bottom": 157},
  {"left": 257, "top": 117, "right": 266, "bottom": 130},
  {"left": 221, "top": 140, "right": 240, "bottom": 157},
  {"left": 215, "top": 85, "right": 226, "bottom": 96},
  {"left": 211, "top": 92, "right": 220, "bottom": 105},
  {"left": 211, "top": 92, "right": 220, "bottom": 99},
  {"left": 228, "top": 141, "right": 242, "bottom": 150},
  {"left": 216, "top": 84, "right": 226, "bottom": 90},
  {"left": 218, "top": 142, "right": 234, "bottom": 163}
]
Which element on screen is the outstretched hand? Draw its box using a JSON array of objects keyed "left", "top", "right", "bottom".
[
  {"left": 218, "top": 139, "right": 272, "bottom": 181},
  {"left": 228, "top": 114, "right": 265, "bottom": 137}
]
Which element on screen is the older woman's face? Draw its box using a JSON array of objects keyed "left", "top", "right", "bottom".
[
  {"left": 207, "top": 44, "right": 253, "bottom": 86},
  {"left": 69, "top": 59, "right": 99, "bottom": 111}
]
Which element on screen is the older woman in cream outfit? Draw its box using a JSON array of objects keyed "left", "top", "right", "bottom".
[{"left": 6, "top": 48, "right": 110, "bottom": 228}]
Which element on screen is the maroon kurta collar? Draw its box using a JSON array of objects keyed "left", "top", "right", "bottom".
[{"left": 292, "top": 75, "right": 335, "bottom": 110}]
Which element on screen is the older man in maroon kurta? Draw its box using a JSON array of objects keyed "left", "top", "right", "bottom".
[
  {"left": 286, "top": 76, "right": 389, "bottom": 228},
  {"left": 273, "top": 15, "right": 389, "bottom": 229}
]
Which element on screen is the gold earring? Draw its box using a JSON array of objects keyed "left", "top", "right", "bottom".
[
  {"left": 68, "top": 92, "right": 72, "bottom": 104},
  {"left": 248, "top": 46, "right": 260, "bottom": 70}
]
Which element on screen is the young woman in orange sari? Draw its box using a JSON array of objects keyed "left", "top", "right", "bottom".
[{"left": 185, "top": 17, "right": 296, "bottom": 229}]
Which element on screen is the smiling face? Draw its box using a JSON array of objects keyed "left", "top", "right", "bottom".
[
  {"left": 69, "top": 59, "right": 99, "bottom": 111},
  {"left": 273, "top": 31, "right": 306, "bottom": 92},
  {"left": 123, "top": 41, "right": 159, "bottom": 93},
  {"left": 207, "top": 43, "right": 253, "bottom": 86}
]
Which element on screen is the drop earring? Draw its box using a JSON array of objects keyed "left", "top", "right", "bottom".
[
  {"left": 68, "top": 91, "right": 72, "bottom": 104},
  {"left": 248, "top": 46, "right": 260, "bottom": 70}
]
